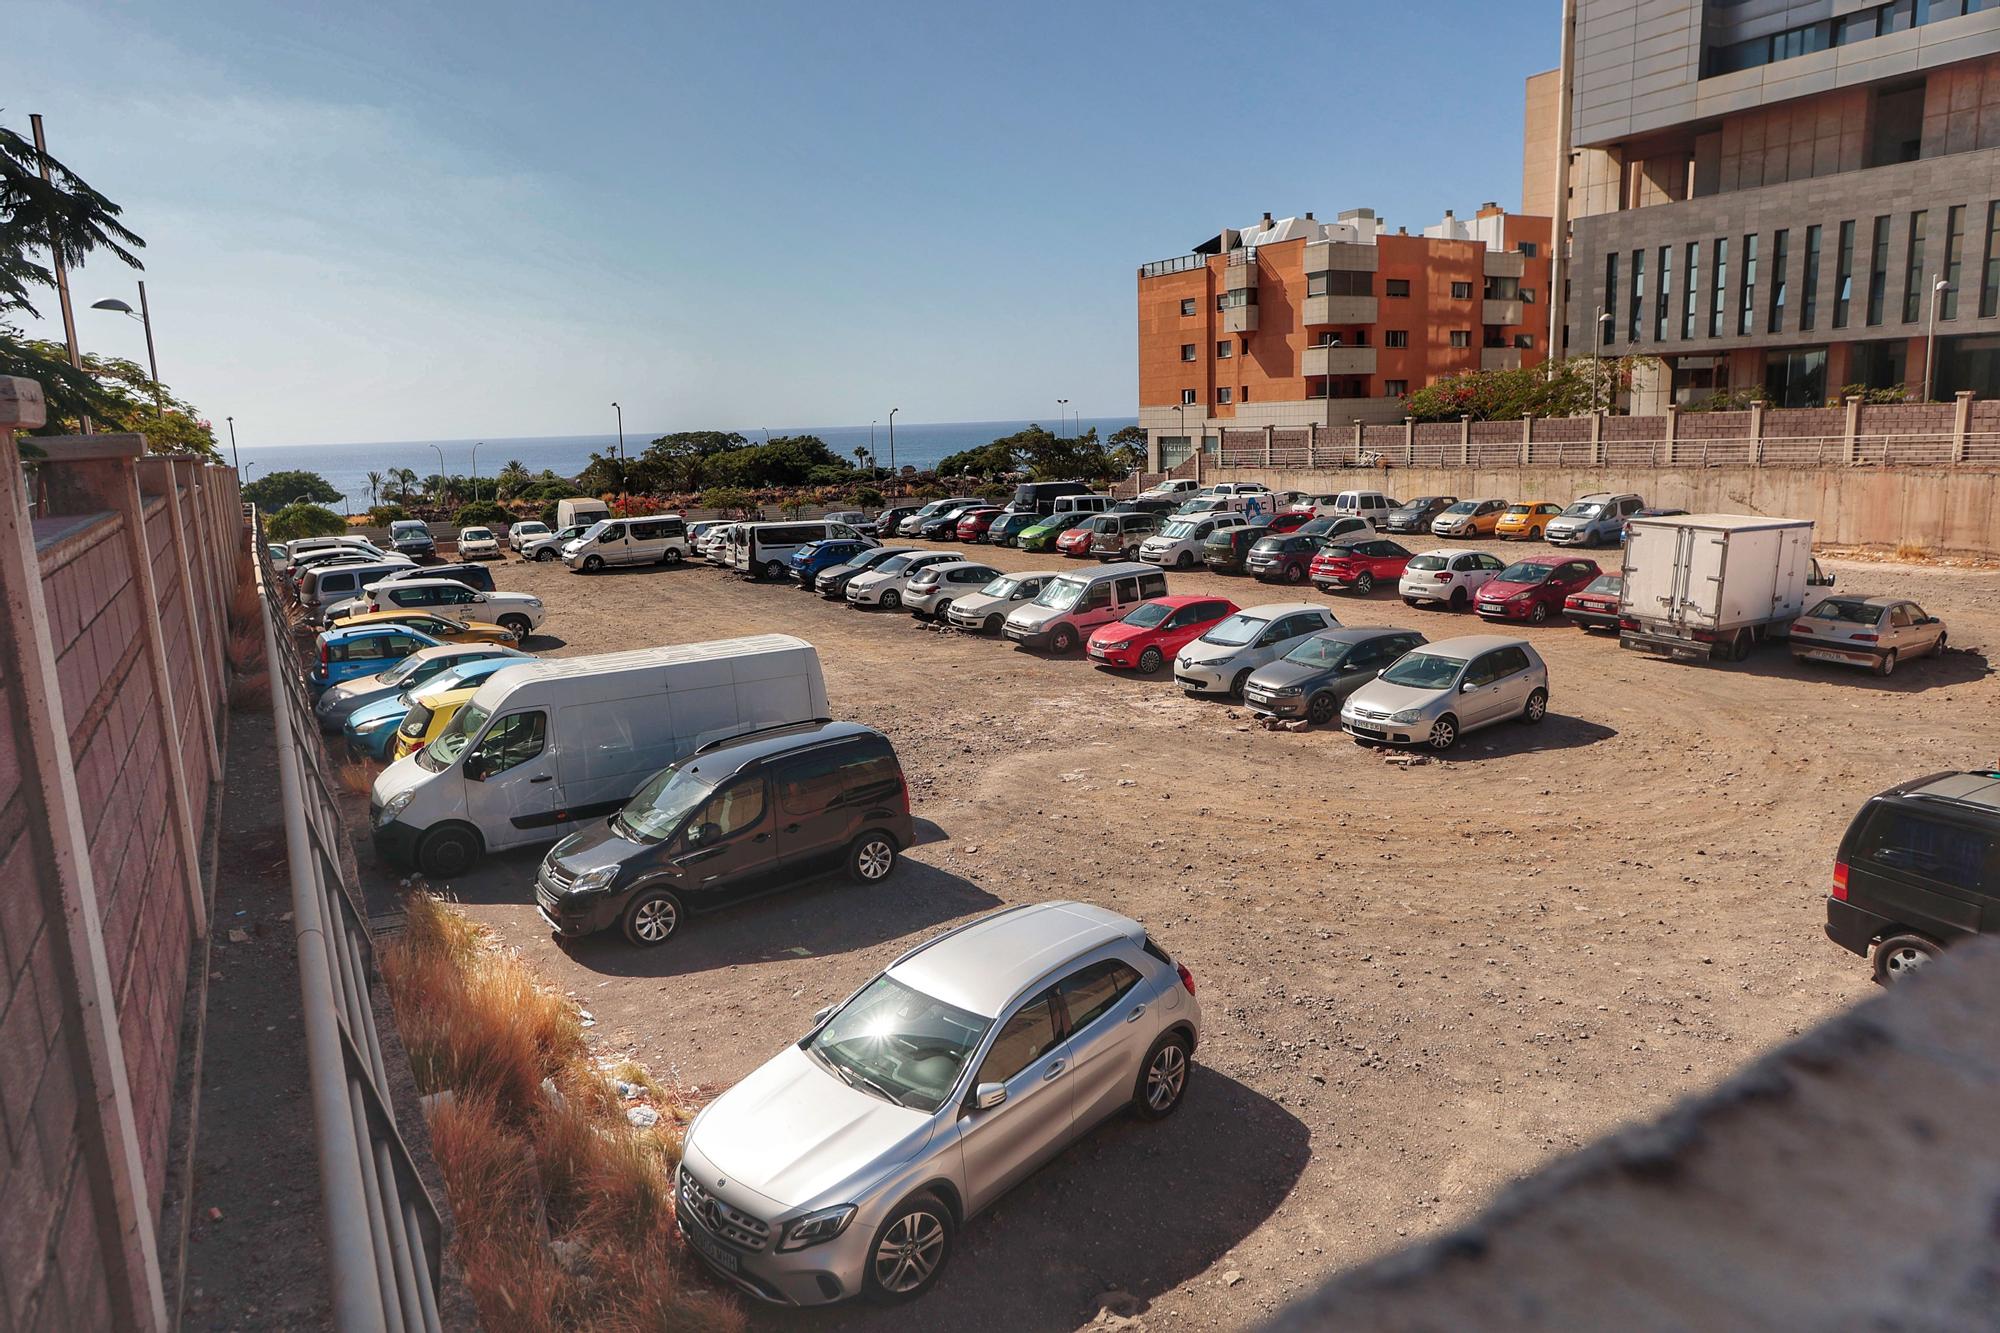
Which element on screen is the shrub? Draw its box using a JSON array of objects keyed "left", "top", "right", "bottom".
[
  {"left": 266, "top": 503, "right": 348, "bottom": 542},
  {"left": 453, "top": 500, "right": 511, "bottom": 528},
  {"left": 856, "top": 487, "right": 884, "bottom": 509},
  {"left": 368, "top": 503, "right": 411, "bottom": 525}
]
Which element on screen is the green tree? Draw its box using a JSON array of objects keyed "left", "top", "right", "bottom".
[
  {"left": 493, "top": 459, "right": 531, "bottom": 498},
  {"left": 452, "top": 500, "right": 510, "bottom": 527},
  {"left": 699, "top": 486, "right": 753, "bottom": 515},
  {"left": 1107, "top": 425, "right": 1148, "bottom": 472},
  {"left": 243, "top": 468, "right": 341, "bottom": 510},
  {"left": 639, "top": 430, "right": 749, "bottom": 493},
  {"left": 1403, "top": 356, "right": 1659, "bottom": 422},
  {"left": 368, "top": 503, "right": 410, "bottom": 525},
  {"left": 266, "top": 502, "right": 347, "bottom": 541}
]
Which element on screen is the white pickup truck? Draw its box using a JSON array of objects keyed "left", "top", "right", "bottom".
[{"left": 1618, "top": 513, "right": 1835, "bottom": 663}]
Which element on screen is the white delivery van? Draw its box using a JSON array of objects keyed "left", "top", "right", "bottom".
[
  {"left": 728, "top": 519, "right": 869, "bottom": 579},
  {"left": 563, "top": 514, "right": 691, "bottom": 572},
  {"left": 369, "top": 635, "right": 829, "bottom": 876},
  {"left": 556, "top": 497, "right": 612, "bottom": 529},
  {"left": 1618, "top": 514, "right": 1836, "bottom": 663}
]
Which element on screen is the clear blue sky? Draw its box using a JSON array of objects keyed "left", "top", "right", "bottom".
[{"left": 13, "top": 0, "right": 1559, "bottom": 447}]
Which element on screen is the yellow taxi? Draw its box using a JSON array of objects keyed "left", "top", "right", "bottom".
[
  {"left": 390, "top": 683, "right": 480, "bottom": 761},
  {"left": 327, "top": 609, "right": 516, "bottom": 646},
  {"left": 1495, "top": 501, "right": 1564, "bottom": 541}
]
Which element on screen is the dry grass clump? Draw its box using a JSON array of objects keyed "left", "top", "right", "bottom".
[
  {"left": 382, "top": 894, "right": 741, "bottom": 1333},
  {"left": 227, "top": 575, "right": 263, "bottom": 634},
  {"left": 226, "top": 622, "right": 266, "bottom": 674},
  {"left": 228, "top": 669, "right": 270, "bottom": 713},
  {"left": 1894, "top": 541, "right": 1930, "bottom": 562},
  {"left": 335, "top": 759, "right": 379, "bottom": 797}
]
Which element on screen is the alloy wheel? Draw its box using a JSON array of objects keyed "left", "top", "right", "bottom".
[
  {"left": 632, "top": 896, "right": 677, "bottom": 943},
  {"left": 856, "top": 837, "right": 894, "bottom": 880},
  {"left": 874, "top": 1211, "right": 945, "bottom": 1294},
  {"left": 1428, "top": 716, "right": 1457, "bottom": 751},
  {"left": 1145, "top": 1043, "right": 1187, "bottom": 1111}
]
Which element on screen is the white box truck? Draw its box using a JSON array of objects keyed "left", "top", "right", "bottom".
[
  {"left": 1618, "top": 514, "right": 1836, "bottom": 663},
  {"left": 369, "top": 635, "right": 828, "bottom": 875}
]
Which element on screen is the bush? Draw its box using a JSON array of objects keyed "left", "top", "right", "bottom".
[
  {"left": 368, "top": 503, "right": 410, "bottom": 525},
  {"left": 856, "top": 487, "right": 885, "bottom": 509},
  {"left": 453, "top": 500, "right": 511, "bottom": 528},
  {"left": 266, "top": 503, "right": 348, "bottom": 542},
  {"left": 242, "top": 468, "right": 341, "bottom": 510},
  {"left": 699, "top": 486, "right": 752, "bottom": 515}
]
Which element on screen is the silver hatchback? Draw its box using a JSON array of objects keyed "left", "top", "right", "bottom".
[
  {"left": 677, "top": 902, "right": 1201, "bottom": 1306},
  {"left": 1340, "top": 634, "right": 1549, "bottom": 751}
]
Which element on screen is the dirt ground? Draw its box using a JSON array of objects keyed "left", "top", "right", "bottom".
[{"left": 372, "top": 533, "right": 1998, "bottom": 1331}]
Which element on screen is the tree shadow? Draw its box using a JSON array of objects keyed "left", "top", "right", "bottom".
[{"left": 747, "top": 1068, "right": 1310, "bottom": 1331}]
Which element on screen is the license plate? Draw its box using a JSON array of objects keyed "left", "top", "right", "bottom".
[
  {"left": 685, "top": 1224, "right": 740, "bottom": 1272},
  {"left": 1800, "top": 648, "right": 1864, "bottom": 665},
  {"left": 1349, "top": 724, "right": 1388, "bottom": 739}
]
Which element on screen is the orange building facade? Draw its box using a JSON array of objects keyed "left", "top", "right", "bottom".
[{"left": 1137, "top": 206, "right": 1552, "bottom": 469}]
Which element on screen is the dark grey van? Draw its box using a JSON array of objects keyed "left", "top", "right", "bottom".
[{"left": 1826, "top": 771, "right": 2000, "bottom": 982}]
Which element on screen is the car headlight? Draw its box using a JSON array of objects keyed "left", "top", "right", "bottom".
[
  {"left": 526, "top": 598, "right": 543, "bottom": 608},
  {"left": 352, "top": 715, "right": 395, "bottom": 735},
  {"left": 1267, "top": 685, "right": 1303, "bottom": 697},
  {"left": 375, "top": 790, "right": 415, "bottom": 827},
  {"left": 778, "top": 1204, "right": 858, "bottom": 1252},
  {"left": 1101, "top": 639, "right": 1132, "bottom": 652},
  {"left": 1388, "top": 708, "right": 1423, "bottom": 724},
  {"left": 569, "top": 864, "right": 619, "bottom": 894}
]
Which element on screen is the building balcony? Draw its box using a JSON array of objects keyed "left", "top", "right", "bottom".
[
  {"left": 1483, "top": 298, "right": 1524, "bottom": 326},
  {"left": 1224, "top": 258, "right": 1258, "bottom": 292},
  {"left": 1483, "top": 250, "right": 1526, "bottom": 279},
  {"left": 1481, "top": 346, "right": 1523, "bottom": 371},
  {"left": 1303, "top": 240, "right": 1378, "bottom": 273},
  {"left": 1302, "top": 344, "right": 1377, "bottom": 376},
  {"left": 1303, "top": 294, "right": 1378, "bottom": 326},
  {"left": 1222, "top": 305, "right": 1259, "bottom": 334}
]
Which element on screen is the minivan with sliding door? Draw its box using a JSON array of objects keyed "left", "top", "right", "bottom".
[
  {"left": 733, "top": 520, "right": 870, "bottom": 579},
  {"left": 534, "top": 721, "right": 915, "bottom": 947},
  {"left": 564, "top": 515, "right": 691, "bottom": 571},
  {"left": 1003, "top": 562, "right": 1168, "bottom": 652}
]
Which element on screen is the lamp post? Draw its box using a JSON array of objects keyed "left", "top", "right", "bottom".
[
  {"left": 1592, "top": 307, "right": 1614, "bottom": 413},
  {"left": 430, "top": 444, "right": 446, "bottom": 508},
  {"left": 612, "top": 401, "right": 625, "bottom": 461},
  {"left": 1057, "top": 398, "right": 1069, "bottom": 439},
  {"left": 888, "top": 407, "right": 899, "bottom": 478},
  {"left": 1923, "top": 276, "right": 1951, "bottom": 402},
  {"left": 226, "top": 415, "right": 241, "bottom": 479},
  {"left": 470, "top": 442, "right": 481, "bottom": 502},
  {"left": 90, "top": 282, "right": 163, "bottom": 414}
]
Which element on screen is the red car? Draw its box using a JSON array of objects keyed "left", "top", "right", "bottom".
[
  {"left": 1263, "top": 510, "right": 1313, "bottom": 535},
  {"left": 1564, "top": 572, "right": 1623, "bottom": 632},
  {"left": 1474, "top": 555, "right": 1603, "bottom": 624},
  {"left": 1310, "top": 536, "right": 1413, "bottom": 595},
  {"left": 1056, "top": 524, "right": 1096, "bottom": 558},
  {"left": 954, "top": 507, "right": 1003, "bottom": 541},
  {"left": 1085, "top": 595, "right": 1240, "bottom": 673}
]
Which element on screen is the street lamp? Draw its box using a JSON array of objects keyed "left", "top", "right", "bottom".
[
  {"left": 612, "top": 401, "right": 625, "bottom": 461},
  {"left": 1592, "top": 307, "right": 1614, "bottom": 413},
  {"left": 888, "top": 407, "right": 900, "bottom": 478},
  {"left": 470, "top": 442, "right": 481, "bottom": 502},
  {"left": 226, "top": 415, "right": 241, "bottom": 479},
  {"left": 90, "top": 282, "right": 163, "bottom": 414},
  {"left": 1057, "top": 398, "right": 1069, "bottom": 438},
  {"left": 1923, "top": 276, "right": 1952, "bottom": 403},
  {"left": 430, "top": 444, "right": 446, "bottom": 506}
]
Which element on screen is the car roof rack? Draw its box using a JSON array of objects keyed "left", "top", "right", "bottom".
[{"left": 692, "top": 717, "right": 835, "bottom": 755}]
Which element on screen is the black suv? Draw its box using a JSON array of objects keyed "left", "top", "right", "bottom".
[
  {"left": 534, "top": 721, "right": 915, "bottom": 947},
  {"left": 1826, "top": 771, "right": 2000, "bottom": 983}
]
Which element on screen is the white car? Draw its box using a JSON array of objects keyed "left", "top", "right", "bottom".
[
  {"left": 1398, "top": 548, "right": 1508, "bottom": 610},
  {"left": 903, "top": 560, "right": 1001, "bottom": 619},
  {"left": 945, "top": 569, "right": 1062, "bottom": 634},
  {"left": 523, "top": 524, "right": 590, "bottom": 561},
  {"left": 1140, "top": 514, "right": 1250, "bottom": 569},
  {"left": 845, "top": 550, "right": 961, "bottom": 609},
  {"left": 456, "top": 526, "right": 501, "bottom": 559},
  {"left": 364, "top": 578, "right": 547, "bottom": 641},
  {"left": 1138, "top": 478, "right": 1199, "bottom": 502},
  {"left": 1173, "top": 602, "right": 1339, "bottom": 696},
  {"left": 507, "top": 520, "right": 551, "bottom": 552},
  {"left": 699, "top": 524, "right": 739, "bottom": 564}
]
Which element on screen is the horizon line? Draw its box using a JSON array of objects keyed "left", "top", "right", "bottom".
[{"left": 240, "top": 414, "right": 1141, "bottom": 452}]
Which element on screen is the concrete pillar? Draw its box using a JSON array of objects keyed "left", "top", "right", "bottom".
[
  {"left": 1662, "top": 404, "right": 1677, "bottom": 468},
  {"left": 1590, "top": 410, "right": 1604, "bottom": 465},
  {"left": 1521, "top": 412, "right": 1534, "bottom": 466},
  {"left": 1459, "top": 415, "right": 1472, "bottom": 466},
  {"left": 1146, "top": 430, "right": 1162, "bottom": 473},
  {"left": 1263, "top": 425, "right": 1274, "bottom": 468},
  {"left": 1953, "top": 390, "right": 1974, "bottom": 463},
  {"left": 1403, "top": 416, "right": 1416, "bottom": 467},
  {"left": 1749, "top": 401, "right": 1766, "bottom": 466},
  {"left": 1353, "top": 418, "right": 1365, "bottom": 466},
  {"left": 1843, "top": 394, "right": 1863, "bottom": 465}
]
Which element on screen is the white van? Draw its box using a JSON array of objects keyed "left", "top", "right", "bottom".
[
  {"left": 369, "top": 636, "right": 829, "bottom": 876},
  {"left": 563, "top": 515, "right": 691, "bottom": 572},
  {"left": 1002, "top": 561, "right": 1168, "bottom": 653},
  {"left": 1052, "top": 493, "right": 1115, "bottom": 516},
  {"left": 728, "top": 520, "right": 868, "bottom": 579},
  {"left": 556, "top": 497, "right": 612, "bottom": 529},
  {"left": 282, "top": 536, "right": 387, "bottom": 571}
]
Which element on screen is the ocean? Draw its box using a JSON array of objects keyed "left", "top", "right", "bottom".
[{"left": 236, "top": 416, "right": 1139, "bottom": 513}]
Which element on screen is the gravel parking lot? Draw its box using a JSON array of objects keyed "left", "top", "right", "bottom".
[{"left": 377, "top": 534, "right": 1998, "bottom": 1330}]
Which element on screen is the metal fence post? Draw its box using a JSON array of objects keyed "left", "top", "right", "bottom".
[{"left": 1953, "top": 390, "right": 1974, "bottom": 463}]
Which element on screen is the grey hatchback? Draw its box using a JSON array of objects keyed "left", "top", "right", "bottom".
[{"left": 1243, "top": 627, "right": 1428, "bottom": 725}]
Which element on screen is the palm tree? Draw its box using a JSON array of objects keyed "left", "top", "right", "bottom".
[
  {"left": 496, "top": 459, "right": 530, "bottom": 499},
  {"left": 390, "top": 467, "right": 417, "bottom": 502}
]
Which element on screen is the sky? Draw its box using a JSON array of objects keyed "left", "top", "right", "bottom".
[{"left": 11, "top": 1, "right": 1559, "bottom": 447}]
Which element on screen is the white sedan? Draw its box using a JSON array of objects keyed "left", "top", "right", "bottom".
[
  {"left": 507, "top": 520, "right": 550, "bottom": 552},
  {"left": 845, "top": 551, "right": 961, "bottom": 609},
  {"left": 456, "top": 526, "right": 501, "bottom": 559},
  {"left": 1398, "top": 548, "right": 1508, "bottom": 611}
]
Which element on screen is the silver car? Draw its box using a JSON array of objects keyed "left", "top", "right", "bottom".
[
  {"left": 676, "top": 902, "right": 1201, "bottom": 1306},
  {"left": 945, "top": 569, "right": 1061, "bottom": 633},
  {"left": 903, "top": 560, "right": 1001, "bottom": 619},
  {"left": 1173, "top": 602, "right": 1338, "bottom": 696},
  {"left": 845, "top": 551, "right": 960, "bottom": 608},
  {"left": 1341, "top": 634, "right": 1549, "bottom": 752}
]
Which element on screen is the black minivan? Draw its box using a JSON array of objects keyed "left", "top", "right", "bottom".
[
  {"left": 1826, "top": 771, "right": 2000, "bottom": 982},
  {"left": 534, "top": 721, "right": 915, "bottom": 947}
]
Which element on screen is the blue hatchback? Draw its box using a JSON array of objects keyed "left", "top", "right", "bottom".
[
  {"left": 310, "top": 624, "right": 441, "bottom": 693},
  {"left": 789, "top": 538, "right": 876, "bottom": 584},
  {"left": 342, "top": 655, "right": 525, "bottom": 760}
]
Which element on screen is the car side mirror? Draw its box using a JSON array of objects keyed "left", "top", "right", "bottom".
[
  {"left": 1376, "top": 668, "right": 1387, "bottom": 678},
  {"left": 973, "top": 1082, "right": 1007, "bottom": 1111},
  {"left": 1460, "top": 681, "right": 1478, "bottom": 693},
  {"left": 812, "top": 1005, "right": 834, "bottom": 1026},
  {"left": 463, "top": 753, "right": 490, "bottom": 781}
]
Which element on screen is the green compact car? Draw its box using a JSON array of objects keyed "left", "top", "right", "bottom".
[{"left": 1018, "top": 512, "right": 1094, "bottom": 552}]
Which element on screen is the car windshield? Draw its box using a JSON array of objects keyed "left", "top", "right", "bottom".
[
  {"left": 1496, "top": 562, "right": 1554, "bottom": 584},
  {"left": 1380, "top": 652, "right": 1465, "bottom": 689},
  {"left": 873, "top": 553, "right": 917, "bottom": 575},
  {"left": 1407, "top": 554, "right": 1448, "bottom": 571},
  {"left": 1160, "top": 519, "right": 1199, "bottom": 539},
  {"left": 1034, "top": 577, "right": 1087, "bottom": 611},
  {"left": 1284, "top": 636, "right": 1351, "bottom": 668},
  {"left": 461, "top": 528, "right": 492, "bottom": 541},
  {"left": 806, "top": 974, "right": 990, "bottom": 1113},
  {"left": 1250, "top": 536, "right": 1284, "bottom": 554},
  {"left": 1122, "top": 602, "right": 1174, "bottom": 628},
  {"left": 613, "top": 762, "right": 716, "bottom": 843},
  {"left": 418, "top": 701, "right": 490, "bottom": 772},
  {"left": 1202, "top": 613, "right": 1268, "bottom": 647},
  {"left": 980, "top": 575, "right": 1025, "bottom": 597},
  {"left": 794, "top": 542, "right": 823, "bottom": 559},
  {"left": 1442, "top": 501, "right": 1477, "bottom": 516},
  {"left": 379, "top": 654, "right": 429, "bottom": 687},
  {"left": 1806, "top": 597, "right": 1883, "bottom": 624},
  {"left": 1583, "top": 574, "right": 1622, "bottom": 595},
  {"left": 1561, "top": 501, "right": 1604, "bottom": 518},
  {"left": 576, "top": 520, "right": 611, "bottom": 542}
]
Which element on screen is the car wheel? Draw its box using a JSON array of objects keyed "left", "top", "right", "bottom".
[
  {"left": 582, "top": 554, "right": 604, "bottom": 572},
  {"left": 1132, "top": 1032, "right": 1192, "bottom": 1120},
  {"left": 1284, "top": 563, "right": 1305, "bottom": 584},
  {"left": 1306, "top": 692, "right": 1338, "bottom": 725},
  {"left": 759, "top": 559, "right": 783, "bottom": 580},
  {"left": 415, "top": 823, "right": 481, "bottom": 879},
  {"left": 1230, "top": 669, "right": 1251, "bottom": 699},
  {"left": 1050, "top": 624, "right": 1078, "bottom": 653},
  {"left": 620, "top": 888, "right": 684, "bottom": 947},
  {"left": 1876, "top": 648, "right": 1897, "bottom": 677},
  {"left": 498, "top": 615, "right": 532, "bottom": 643},
  {"left": 1529, "top": 526, "right": 1542, "bottom": 540},
  {"left": 864, "top": 1192, "right": 954, "bottom": 1303},
  {"left": 660, "top": 547, "right": 684, "bottom": 565},
  {"left": 931, "top": 599, "right": 953, "bottom": 620},
  {"left": 1873, "top": 933, "right": 1940, "bottom": 983},
  {"left": 880, "top": 589, "right": 901, "bottom": 610},
  {"left": 1176, "top": 550, "right": 1194, "bottom": 569},
  {"left": 1730, "top": 629, "right": 1754, "bottom": 662},
  {"left": 1137, "top": 646, "right": 1164, "bottom": 674},
  {"left": 1427, "top": 714, "right": 1459, "bottom": 752},
  {"left": 1528, "top": 601, "right": 1549, "bottom": 624},
  {"left": 848, "top": 831, "right": 899, "bottom": 884},
  {"left": 1934, "top": 631, "right": 1948, "bottom": 656},
  {"left": 1403, "top": 596, "right": 1419, "bottom": 608},
  {"left": 535, "top": 548, "right": 557, "bottom": 562},
  {"left": 1522, "top": 687, "right": 1548, "bottom": 723},
  {"left": 1353, "top": 571, "right": 1374, "bottom": 595},
  {"left": 984, "top": 614, "right": 1002, "bottom": 634},
  {"left": 1449, "top": 588, "right": 1468, "bottom": 611}
]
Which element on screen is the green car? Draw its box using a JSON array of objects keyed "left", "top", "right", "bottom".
[
  {"left": 1018, "top": 512, "right": 1092, "bottom": 552},
  {"left": 986, "top": 511, "right": 1042, "bottom": 547}
]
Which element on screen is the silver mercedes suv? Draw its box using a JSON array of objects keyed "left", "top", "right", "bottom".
[{"left": 676, "top": 901, "right": 1201, "bottom": 1306}]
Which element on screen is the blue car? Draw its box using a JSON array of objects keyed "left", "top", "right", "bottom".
[
  {"left": 789, "top": 538, "right": 877, "bottom": 585},
  {"left": 309, "top": 623, "right": 441, "bottom": 693},
  {"left": 342, "top": 655, "right": 526, "bottom": 760}
]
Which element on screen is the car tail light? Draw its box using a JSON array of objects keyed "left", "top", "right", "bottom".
[
  {"left": 1792, "top": 624, "right": 1812, "bottom": 635},
  {"left": 1176, "top": 963, "right": 1196, "bottom": 996},
  {"left": 319, "top": 640, "right": 330, "bottom": 668},
  {"left": 898, "top": 771, "right": 911, "bottom": 814},
  {"left": 1851, "top": 633, "right": 1878, "bottom": 642},
  {"left": 1831, "top": 860, "right": 1848, "bottom": 900},
  {"left": 1434, "top": 571, "right": 1452, "bottom": 582},
  {"left": 1619, "top": 617, "right": 1639, "bottom": 630}
]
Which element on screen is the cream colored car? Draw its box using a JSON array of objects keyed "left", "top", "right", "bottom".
[{"left": 1789, "top": 596, "right": 1947, "bottom": 677}]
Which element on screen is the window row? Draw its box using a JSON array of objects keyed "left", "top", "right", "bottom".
[{"left": 1704, "top": 0, "right": 1996, "bottom": 78}]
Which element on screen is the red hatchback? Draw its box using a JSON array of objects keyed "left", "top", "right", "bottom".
[
  {"left": 954, "top": 507, "right": 1003, "bottom": 541},
  {"left": 1474, "top": 555, "right": 1603, "bottom": 624},
  {"left": 1310, "top": 536, "right": 1413, "bottom": 595},
  {"left": 1086, "top": 595, "right": 1239, "bottom": 673},
  {"left": 1263, "top": 510, "right": 1313, "bottom": 535},
  {"left": 1056, "top": 524, "right": 1096, "bottom": 558}
]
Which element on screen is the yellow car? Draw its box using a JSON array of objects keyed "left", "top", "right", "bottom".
[
  {"left": 327, "top": 609, "right": 517, "bottom": 645},
  {"left": 390, "top": 683, "right": 480, "bottom": 761},
  {"left": 1496, "top": 501, "right": 1563, "bottom": 541}
]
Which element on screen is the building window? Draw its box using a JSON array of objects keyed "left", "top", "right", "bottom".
[
  {"left": 1655, "top": 245, "right": 1672, "bottom": 342},
  {"left": 1215, "top": 340, "right": 1233, "bottom": 359},
  {"left": 1514, "top": 333, "right": 1535, "bottom": 349},
  {"left": 1738, "top": 233, "right": 1759, "bottom": 336},
  {"left": 1866, "top": 214, "right": 1890, "bottom": 325},
  {"left": 1181, "top": 388, "right": 1198, "bottom": 406},
  {"left": 1902, "top": 210, "right": 1929, "bottom": 323},
  {"left": 1308, "top": 270, "right": 1374, "bottom": 297},
  {"left": 1834, "top": 220, "right": 1856, "bottom": 328},
  {"left": 1604, "top": 251, "right": 1619, "bottom": 346},
  {"left": 1710, "top": 237, "right": 1728, "bottom": 337},
  {"left": 1522, "top": 287, "right": 1537, "bottom": 303},
  {"left": 1983, "top": 203, "right": 2000, "bottom": 319},
  {"left": 1683, "top": 241, "right": 1701, "bottom": 339},
  {"left": 1385, "top": 379, "right": 1409, "bottom": 396},
  {"left": 1216, "top": 289, "right": 1256, "bottom": 310},
  {"left": 1630, "top": 248, "right": 1646, "bottom": 343},
  {"left": 1485, "top": 275, "right": 1521, "bottom": 300},
  {"left": 1767, "top": 230, "right": 1789, "bottom": 334},
  {"left": 1385, "top": 330, "right": 1410, "bottom": 348},
  {"left": 1451, "top": 281, "right": 1472, "bottom": 300},
  {"left": 1180, "top": 298, "right": 1196, "bottom": 317},
  {"left": 1216, "top": 387, "right": 1232, "bottom": 404},
  {"left": 1801, "top": 225, "right": 1822, "bottom": 331},
  {"left": 1518, "top": 242, "right": 1538, "bottom": 258},
  {"left": 1180, "top": 343, "right": 1196, "bottom": 362},
  {"left": 1449, "top": 330, "right": 1472, "bottom": 348},
  {"left": 1385, "top": 278, "right": 1411, "bottom": 298},
  {"left": 1942, "top": 204, "right": 1966, "bottom": 319},
  {"left": 1240, "top": 386, "right": 1251, "bottom": 402}
]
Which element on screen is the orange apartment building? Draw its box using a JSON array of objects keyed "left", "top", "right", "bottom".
[{"left": 1136, "top": 205, "right": 1552, "bottom": 469}]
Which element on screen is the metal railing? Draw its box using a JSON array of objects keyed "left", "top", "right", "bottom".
[
  {"left": 1138, "top": 253, "right": 1206, "bottom": 278},
  {"left": 256, "top": 516, "right": 444, "bottom": 1333}
]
